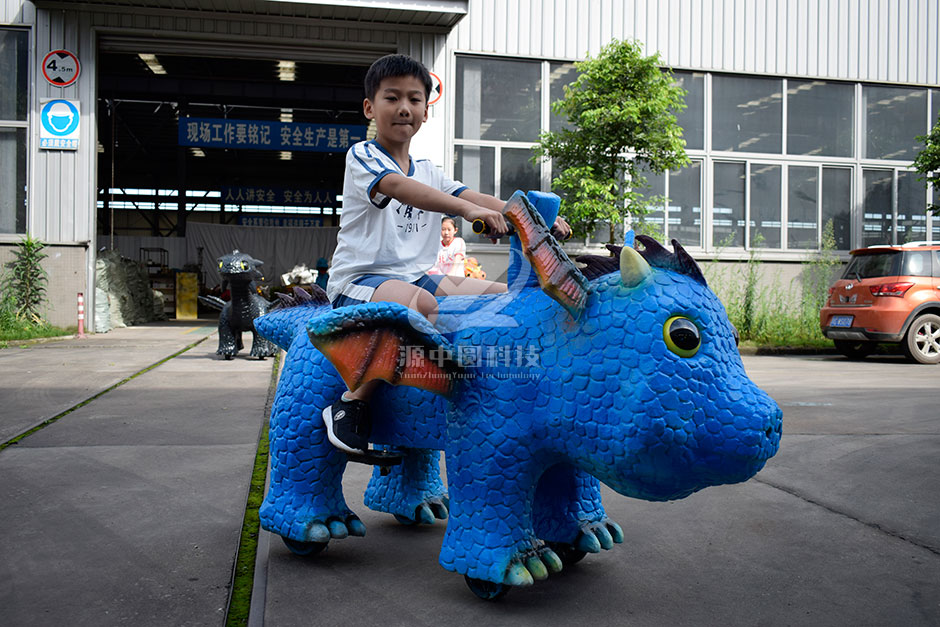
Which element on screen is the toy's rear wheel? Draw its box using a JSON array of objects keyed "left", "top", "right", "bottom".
[
  {"left": 546, "top": 542, "right": 587, "bottom": 566},
  {"left": 464, "top": 576, "right": 510, "bottom": 600},
  {"left": 281, "top": 537, "right": 327, "bottom": 556},
  {"left": 393, "top": 514, "right": 418, "bottom": 526}
]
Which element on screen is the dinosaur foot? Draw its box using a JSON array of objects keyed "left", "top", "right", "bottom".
[
  {"left": 502, "top": 542, "right": 563, "bottom": 586},
  {"left": 279, "top": 513, "right": 365, "bottom": 556},
  {"left": 546, "top": 519, "right": 624, "bottom": 567},
  {"left": 393, "top": 496, "right": 449, "bottom": 526}
]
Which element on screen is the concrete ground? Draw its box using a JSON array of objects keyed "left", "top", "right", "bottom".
[{"left": 1, "top": 324, "right": 938, "bottom": 626}]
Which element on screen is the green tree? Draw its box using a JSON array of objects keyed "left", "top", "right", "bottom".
[
  {"left": 912, "top": 114, "right": 940, "bottom": 215},
  {"left": 534, "top": 40, "right": 689, "bottom": 242}
]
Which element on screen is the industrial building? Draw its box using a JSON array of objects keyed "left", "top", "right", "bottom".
[{"left": 2, "top": 0, "right": 938, "bottom": 330}]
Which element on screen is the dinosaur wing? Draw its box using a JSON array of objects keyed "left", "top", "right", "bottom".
[{"left": 307, "top": 302, "right": 460, "bottom": 398}]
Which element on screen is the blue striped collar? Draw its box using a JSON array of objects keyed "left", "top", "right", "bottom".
[{"left": 367, "top": 139, "right": 415, "bottom": 176}]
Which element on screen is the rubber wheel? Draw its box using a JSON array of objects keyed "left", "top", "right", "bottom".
[
  {"left": 833, "top": 340, "right": 876, "bottom": 360},
  {"left": 464, "top": 576, "right": 510, "bottom": 600},
  {"left": 393, "top": 514, "right": 418, "bottom": 526},
  {"left": 546, "top": 542, "right": 587, "bottom": 566},
  {"left": 903, "top": 314, "right": 940, "bottom": 364},
  {"left": 281, "top": 537, "right": 327, "bottom": 557}
]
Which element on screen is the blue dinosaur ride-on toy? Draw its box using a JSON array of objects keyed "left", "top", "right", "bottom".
[{"left": 253, "top": 191, "right": 782, "bottom": 600}]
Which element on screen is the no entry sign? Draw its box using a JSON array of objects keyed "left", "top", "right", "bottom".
[{"left": 42, "top": 50, "right": 81, "bottom": 87}]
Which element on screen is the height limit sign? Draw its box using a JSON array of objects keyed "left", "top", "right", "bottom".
[{"left": 42, "top": 50, "right": 81, "bottom": 87}]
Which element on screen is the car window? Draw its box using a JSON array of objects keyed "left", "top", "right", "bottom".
[
  {"left": 843, "top": 252, "right": 901, "bottom": 279},
  {"left": 935, "top": 251, "right": 940, "bottom": 278},
  {"left": 901, "top": 251, "right": 933, "bottom": 277}
]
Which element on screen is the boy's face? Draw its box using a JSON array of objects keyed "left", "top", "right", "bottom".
[{"left": 363, "top": 75, "right": 429, "bottom": 147}]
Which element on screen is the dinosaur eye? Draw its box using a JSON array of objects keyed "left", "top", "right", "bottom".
[
  {"left": 218, "top": 261, "right": 223, "bottom": 269},
  {"left": 239, "top": 261, "right": 249, "bottom": 270},
  {"left": 663, "top": 316, "right": 700, "bottom": 357}
]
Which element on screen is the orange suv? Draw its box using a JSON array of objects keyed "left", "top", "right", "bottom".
[{"left": 820, "top": 243, "right": 940, "bottom": 364}]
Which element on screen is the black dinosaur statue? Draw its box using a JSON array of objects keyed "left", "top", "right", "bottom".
[{"left": 200, "top": 250, "right": 278, "bottom": 360}]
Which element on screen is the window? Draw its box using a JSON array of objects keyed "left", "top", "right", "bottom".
[
  {"left": 787, "top": 166, "right": 818, "bottom": 249},
  {"left": 712, "top": 75, "right": 782, "bottom": 153},
  {"left": 787, "top": 80, "right": 854, "bottom": 157},
  {"left": 454, "top": 146, "right": 495, "bottom": 196},
  {"left": 897, "top": 171, "right": 928, "bottom": 243},
  {"left": 822, "top": 167, "right": 852, "bottom": 250},
  {"left": 749, "top": 164, "right": 782, "bottom": 248},
  {"left": 0, "top": 29, "right": 28, "bottom": 234},
  {"left": 456, "top": 57, "right": 541, "bottom": 142},
  {"left": 674, "top": 71, "right": 705, "bottom": 151},
  {"left": 549, "top": 62, "right": 577, "bottom": 133},
  {"left": 862, "top": 169, "right": 893, "bottom": 247},
  {"left": 863, "top": 86, "right": 928, "bottom": 161},
  {"left": 713, "top": 162, "right": 746, "bottom": 247},
  {"left": 640, "top": 161, "right": 702, "bottom": 247}
]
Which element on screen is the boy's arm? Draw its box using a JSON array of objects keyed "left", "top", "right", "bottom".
[
  {"left": 459, "top": 189, "right": 573, "bottom": 240},
  {"left": 375, "top": 173, "right": 508, "bottom": 234}
]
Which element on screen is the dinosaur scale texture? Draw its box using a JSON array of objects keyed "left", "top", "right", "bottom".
[{"left": 253, "top": 192, "right": 783, "bottom": 599}]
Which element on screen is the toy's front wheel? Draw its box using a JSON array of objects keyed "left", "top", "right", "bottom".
[
  {"left": 281, "top": 537, "right": 327, "bottom": 557},
  {"left": 464, "top": 576, "right": 510, "bottom": 600},
  {"left": 546, "top": 542, "right": 586, "bottom": 566}
]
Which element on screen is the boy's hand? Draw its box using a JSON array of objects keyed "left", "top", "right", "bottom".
[
  {"left": 466, "top": 206, "right": 509, "bottom": 241},
  {"left": 551, "top": 216, "right": 572, "bottom": 240}
]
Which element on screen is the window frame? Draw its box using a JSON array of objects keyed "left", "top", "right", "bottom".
[{"left": 0, "top": 26, "right": 30, "bottom": 238}]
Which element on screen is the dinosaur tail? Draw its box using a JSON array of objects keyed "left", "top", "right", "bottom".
[{"left": 254, "top": 286, "right": 331, "bottom": 351}]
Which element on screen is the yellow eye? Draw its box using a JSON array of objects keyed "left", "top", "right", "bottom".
[
  {"left": 663, "top": 316, "right": 700, "bottom": 357},
  {"left": 218, "top": 261, "right": 223, "bottom": 269},
  {"left": 239, "top": 261, "right": 249, "bottom": 270}
]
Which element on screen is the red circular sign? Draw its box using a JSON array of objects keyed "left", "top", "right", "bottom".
[
  {"left": 428, "top": 71, "right": 443, "bottom": 106},
  {"left": 42, "top": 50, "right": 81, "bottom": 87}
]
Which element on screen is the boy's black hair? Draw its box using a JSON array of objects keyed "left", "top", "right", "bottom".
[{"left": 364, "top": 54, "right": 432, "bottom": 101}]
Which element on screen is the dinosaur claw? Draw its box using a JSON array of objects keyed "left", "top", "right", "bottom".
[
  {"left": 304, "top": 523, "right": 331, "bottom": 544},
  {"left": 328, "top": 519, "right": 348, "bottom": 539},
  {"left": 429, "top": 501, "right": 448, "bottom": 520},
  {"left": 542, "top": 548, "right": 563, "bottom": 574},
  {"left": 607, "top": 521, "right": 624, "bottom": 544},
  {"left": 525, "top": 556, "right": 549, "bottom": 581},
  {"left": 504, "top": 562, "right": 535, "bottom": 587},
  {"left": 594, "top": 525, "right": 614, "bottom": 550},
  {"left": 346, "top": 516, "right": 366, "bottom": 537},
  {"left": 417, "top": 504, "right": 435, "bottom": 525},
  {"left": 575, "top": 531, "right": 602, "bottom": 553}
]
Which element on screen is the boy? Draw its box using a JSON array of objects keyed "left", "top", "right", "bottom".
[{"left": 324, "top": 54, "right": 568, "bottom": 456}]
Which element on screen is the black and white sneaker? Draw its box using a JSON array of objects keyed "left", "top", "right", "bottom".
[{"left": 323, "top": 397, "right": 371, "bottom": 455}]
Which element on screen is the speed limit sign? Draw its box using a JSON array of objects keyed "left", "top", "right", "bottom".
[{"left": 42, "top": 50, "right": 81, "bottom": 87}]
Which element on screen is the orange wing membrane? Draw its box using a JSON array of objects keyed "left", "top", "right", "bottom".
[
  {"left": 503, "top": 192, "right": 590, "bottom": 318},
  {"left": 309, "top": 302, "right": 459, "bottom": 397}
]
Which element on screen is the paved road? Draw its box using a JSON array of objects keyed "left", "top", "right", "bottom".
[
  {"left": 258, "top": 354, "right": 940, "bottom": 626},
  {"left": 1, "top": 329, "right": 938, "bottom": 626}
]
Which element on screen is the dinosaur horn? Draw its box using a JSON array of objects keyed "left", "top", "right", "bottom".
[
  {"left": 502, "top": 192, "right": 589, "bottom": 319},
  {"left": 619, "top": 246, "right": 651, "bottom": 288}
]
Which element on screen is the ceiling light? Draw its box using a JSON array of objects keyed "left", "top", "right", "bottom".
[
  {"left": 280, "top": 108, "right": 293, "bottom": 122},
  {"left": 138, "top": 53, "right": 167, "bottom": 75},
  {"left": 279, "top": 151, "right": 293, "bottom": 160},
  {"left": 277, "top": 60, "right": 296, "bottom": 82},
  {"left": 189, "top": 147, "right": 206, "bottom": 158}
]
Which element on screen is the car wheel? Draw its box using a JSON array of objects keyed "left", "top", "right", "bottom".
[
  {"left": 833, "top": 340, "right": 876, "bottom": 360},
  {"left": 902, "top": 313, "right": 940, "bottom": 365}
]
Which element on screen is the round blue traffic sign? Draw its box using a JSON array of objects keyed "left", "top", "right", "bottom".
[{"left": 41, "top": 100, "right": 80, "bottom": 136}]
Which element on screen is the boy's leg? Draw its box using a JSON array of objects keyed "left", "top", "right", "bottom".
[
  {"left": 325, "top": 278, "right": 438, "bottom": 454},
  {"left": 434, "top": 275, "right": 507, "bottom": 297}
]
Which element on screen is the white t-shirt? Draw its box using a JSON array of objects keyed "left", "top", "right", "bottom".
[
  {"left": 431, "top": 237, "right": 467, "bottom": 277},
  {"left": 327, "top": 140, "right": 467, "bottom": 301}
]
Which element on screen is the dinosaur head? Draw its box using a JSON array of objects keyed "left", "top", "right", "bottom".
[
  {"left": 555, "top": 236, "right": 782, "bottom": 501},
  {"left": 218, "top": 250, "right": 265, "bottom": 282}
]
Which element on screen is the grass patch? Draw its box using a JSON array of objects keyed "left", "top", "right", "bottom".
[
  {"left": 703, "top": 222, "right": 843, "bottom": 349},
  {"left": 225, "top": 354, "right": 278, "bottom": 627},
  {"left": 0, "top": 323, "right": 76, "bottom": 344}
]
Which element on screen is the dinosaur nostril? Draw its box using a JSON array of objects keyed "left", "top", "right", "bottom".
[{"left": 765, "top": 427, "right": 773, "bottom": 438}]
